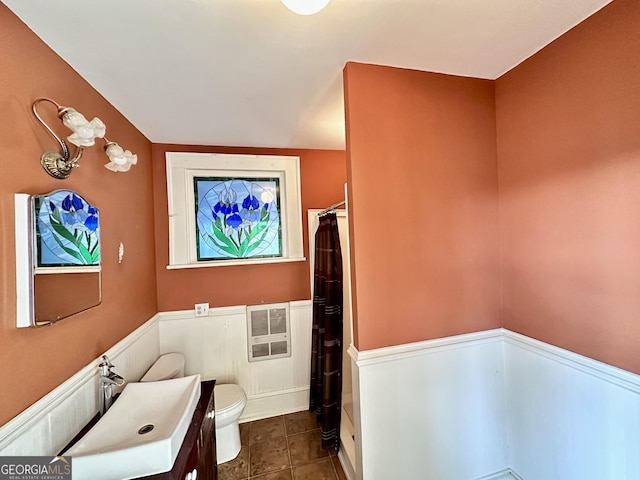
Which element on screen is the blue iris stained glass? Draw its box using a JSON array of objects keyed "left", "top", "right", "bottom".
[
  {"left": 195, "top": 177, "right": 282, "bottom": 261},
  {"left": 34, "top": 190, "right": 101, "bottom": 267}
]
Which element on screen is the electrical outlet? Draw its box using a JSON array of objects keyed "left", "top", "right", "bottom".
[{"left": 194, "top": 303, "right": 210, "bottom": 317}]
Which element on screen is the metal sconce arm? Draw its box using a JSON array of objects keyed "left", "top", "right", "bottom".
[
  {"left": 32, "top": 98, "right": 84, "bottom": 179},
  {"left": 31, "top": 97, "right": 136, "bottom": 180}
]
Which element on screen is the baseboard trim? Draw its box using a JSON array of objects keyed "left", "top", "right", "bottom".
[
  {"left": 337, "top": 444, "right": 356, "bottom": 480},
  {"left": 240, "top": 386, "right": 309, "bottom": 423}
]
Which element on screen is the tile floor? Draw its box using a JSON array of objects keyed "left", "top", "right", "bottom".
[{"left": 218, "top": 411, "right": 347, "bottom": 480}]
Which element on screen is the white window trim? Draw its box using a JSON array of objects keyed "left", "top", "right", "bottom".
[{"left": 165, "top": 152, "right": 305, "bottom": 269}]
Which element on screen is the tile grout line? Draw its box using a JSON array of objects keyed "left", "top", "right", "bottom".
[
  {"left": 284, "top": 415, "right": 294, "bottom": 479},
  {"left": 241, "top": 412, "right": 342, "bottom": 480},
  {"left": 330, "top": 455, "right": 339, "bottom": 480},
  {"left": 247, "top": 421, "right": 251, "bottom": 479}
]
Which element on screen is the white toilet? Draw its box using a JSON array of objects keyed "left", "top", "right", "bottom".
[
  {"left": 141, "top": 353, "right": 247, "bottom": 465},
  {"left": 213, "top": 384, "right": 247, "bottom": 463}
]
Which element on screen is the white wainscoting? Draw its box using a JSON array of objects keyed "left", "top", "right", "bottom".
[
  {"left": 3, "top": 317, "right": 640, "bottom": 480},
  {"left": 350, "top": 329, "right": 509, "bottom": 480},
  {"left": 350, "top": 328, "right": 640, "bottom": 480},
  {"left": 504, "top": 330, "right": 640, "bottom": 480},
  {"left": 158, "top": 300, "right": 313, "bottom": 422},
  {"left": 0, "top": 301, "right": 312, "bottom": 457},
  {"left": 0, "top": 316, "right": 160, "bottom": 456}
]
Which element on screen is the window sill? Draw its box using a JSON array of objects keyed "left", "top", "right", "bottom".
[{"left": 166, "top": 256, "right": 306, "bottom": 270}]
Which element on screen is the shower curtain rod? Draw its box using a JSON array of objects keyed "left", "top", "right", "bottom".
[{"left": 318, "top": 201, "right": 345, "bottom": 216}]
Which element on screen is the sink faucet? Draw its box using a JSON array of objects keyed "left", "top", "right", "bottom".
[{"left": 99, "top": 355, "right": 125, "bottom": 416}]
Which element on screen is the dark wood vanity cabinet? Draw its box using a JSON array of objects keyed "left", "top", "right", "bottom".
[
  {"left": 196, "top": 381, "right": 217, "bottom": 478},
  {"left": 141, "top": 380, "right": 217, "bottom": 480}
]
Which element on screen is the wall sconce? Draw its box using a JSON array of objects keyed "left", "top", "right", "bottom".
[
  {"left": 281, "top": 0, "right": 330, "bottom": 15},
  {"left": 32, "top": 98, "right": 137, "bottom": 180}
]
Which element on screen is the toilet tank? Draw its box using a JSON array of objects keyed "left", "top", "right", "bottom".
[{"left": 140, "top": 353, "right": 185, "bottom": 382}]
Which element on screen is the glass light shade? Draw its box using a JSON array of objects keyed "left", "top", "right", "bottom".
[
  {"left": 61, "top": 109, "right": 106, "bottom": 147},
  {"left": 281, "top": 0, "right": 330, "bottom": 15},
  {"left": 104, "top": 142, "right": 137, "bottom": 172}
]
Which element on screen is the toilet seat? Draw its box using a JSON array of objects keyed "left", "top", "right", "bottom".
[{"left": 215, "top": 384, "right": 246, "bottom": 413}]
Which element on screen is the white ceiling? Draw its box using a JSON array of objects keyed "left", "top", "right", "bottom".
[{"left": 4, "top": 0, "right": 612, "bottom": 150}]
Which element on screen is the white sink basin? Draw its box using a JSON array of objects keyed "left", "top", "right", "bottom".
[{"left": 65, "top": 374, "right": 201, "bottom": 480}]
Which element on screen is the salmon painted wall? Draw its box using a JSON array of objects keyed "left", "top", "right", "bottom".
[
  {"left": 496, "top": 0, "right": 640, "bottom": 374},
  {"left": 343, "top": 62, "right": 501, "bottom": 351},
  {"left": 151, "top": 144, "right": 346, "bottom": 310},
  {"left": 0, "top": 4, "right": 157, "bottom": 425}
]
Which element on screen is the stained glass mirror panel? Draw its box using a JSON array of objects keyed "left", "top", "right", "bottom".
[{"left": 34, "top": 190, "right": 101, "bottom": 268}]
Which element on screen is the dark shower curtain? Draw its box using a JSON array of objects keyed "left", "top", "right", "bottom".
[{"left": 309, "top": 212, "right": 343, "bottom": 453}]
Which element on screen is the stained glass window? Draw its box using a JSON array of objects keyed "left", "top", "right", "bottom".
[
  {"left": 166, "top": 153, "right": 304, "bottom": 268},
  {"left": 34, "top": 190, "right": 100, "bottom": 268},
  {"left": 194, "top": 177, "right": 282, "bottom": 261}
]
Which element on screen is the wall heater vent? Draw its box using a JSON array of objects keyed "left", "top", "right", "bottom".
[{"left": 246, "top": 303, "right": 291, "bottom": 362}]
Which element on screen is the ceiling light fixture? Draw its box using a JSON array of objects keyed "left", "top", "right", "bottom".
[
  {"left": 280, "top": 0, "right": 330, "bottom": 15},
  {"left": 32, "top": 98, "right": 137, "bottom": 180}
]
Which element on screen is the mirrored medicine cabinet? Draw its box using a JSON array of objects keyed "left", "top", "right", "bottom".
[{"left": 15, "top": 190, "right": 102, "bottom": 327}]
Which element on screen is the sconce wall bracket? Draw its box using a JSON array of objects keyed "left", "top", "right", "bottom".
[
  {"left": 31, "top": 97, "right": 136, "bottom": 179},
  {"left": 40, "top": 150, "right": 77, "bottom": 180}
]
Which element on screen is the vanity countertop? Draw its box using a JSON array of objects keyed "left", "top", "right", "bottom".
[
  {"left": 139, "top": 380, "right": 217, "bottom": 480},
  {"left": 62, "top": 380, "right": 217, "bottom": 480}
]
